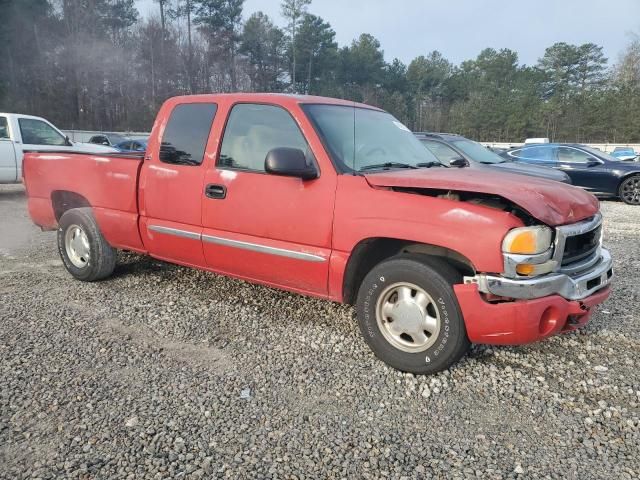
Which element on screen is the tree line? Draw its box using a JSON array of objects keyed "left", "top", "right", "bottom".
[{"left": 1, "top": 0, "right": 639, "bottom": 142}]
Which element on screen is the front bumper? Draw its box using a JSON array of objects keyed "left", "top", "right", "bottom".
[
  {"left": 468, "top": 248, "right": 613, "bottom": 301},
  {"left": 454, "top": 283, "right": 611, "bottom": 345}
]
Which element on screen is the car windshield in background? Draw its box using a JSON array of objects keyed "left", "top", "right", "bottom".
[
  {"left": 452, "top": 139, "right": 506, "bottom": 164},
  {"left": 303, "top": 104, "right": 441, "bottom": 172},
  {"left": 109, "top": 134, "right": 128, "bottom": 144},
  {"left": 582, "top": 146, "right": 621, "bottom": 162}
]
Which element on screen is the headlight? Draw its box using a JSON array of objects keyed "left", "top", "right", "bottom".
[{"left": 502, "top": 226, "right": 553, "bottom": 255}]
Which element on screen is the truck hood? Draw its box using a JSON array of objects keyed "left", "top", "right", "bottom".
[{"left": 364, "top": 168, "right": 599, "bottom": 226}]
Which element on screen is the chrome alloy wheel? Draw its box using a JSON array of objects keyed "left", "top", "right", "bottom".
[
  {"left": 65, "top": 224, "right": 91, "bottom": 268},
  {"left": 375, "top": 282, "right": 441, "bottom": 353}
]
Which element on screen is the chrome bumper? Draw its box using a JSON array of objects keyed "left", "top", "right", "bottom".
[{"left": 468, "top": 248, "right": 613, "bottom": 301}]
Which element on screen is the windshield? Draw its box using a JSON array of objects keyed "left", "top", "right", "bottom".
[
  {"left": 451, "top": 139, "right": 506, "bottom": 164},
  {"left": 583, "top": 146, "right": 620, "bottom": 162},
  {"left": 303, "top": 104, "right": 441, "bottom": 172}
]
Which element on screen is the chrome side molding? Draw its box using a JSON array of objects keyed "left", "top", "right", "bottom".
[{"left": 148, "top": 224, "right": 326, "bottom": 263}]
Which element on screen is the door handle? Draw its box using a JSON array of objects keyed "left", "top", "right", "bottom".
[{"left": 205, "top": 183, "right": 226, "bottom": 199}]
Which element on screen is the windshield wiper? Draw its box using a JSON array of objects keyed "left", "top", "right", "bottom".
[
  {"left": 415, "top": 161, "right": 445, "bottom": 168},
  {"left": 360, "top": 162, "right": 419, "bottom": 171}
]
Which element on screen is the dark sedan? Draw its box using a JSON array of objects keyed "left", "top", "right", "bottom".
[
  {"left": 113, "top": 139, "right": 147, "bottom": 152},
  {"left": 414, "top": 133, "right": 570, "bottom": 183},
  {"left": 88, "top": 133, "right": 130, "bottom": 147},
  {"left": 502, "top": 143, "right": 640, "bottom": 205}
]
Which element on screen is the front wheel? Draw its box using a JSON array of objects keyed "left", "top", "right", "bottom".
[
  {"left": 57, "top": 207, "right": 116, "bottom": 281},
  {"left": 356, "top": 255, "right": 470, "bottom": 375},
  {"left": 619, "top": 175, "right": 640, "bottom": 205}
]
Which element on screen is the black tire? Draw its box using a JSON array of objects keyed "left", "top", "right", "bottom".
[
  {"left": 356, "top": 254, "right": 470, "bottom": 375},
  {"left": 57, "top": 207, "right": 116, "bottom": 281},
  {"left": 618, "top": 175, "right": 640, "bottom": 205}
]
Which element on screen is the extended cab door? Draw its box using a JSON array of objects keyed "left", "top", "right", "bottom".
[
  {"left": 0, "top": 116, "right": 17, "bottom": 183},
  {"left": 200, "top": 101, "right": 337, "bottom": 296},
  {"left": 138, "top": 101, "right": 218, "bottom": 267}
]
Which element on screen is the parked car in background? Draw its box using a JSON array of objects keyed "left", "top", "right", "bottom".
[
  {"left": 611, "top": 146, "right": 637, "bottom": 162},
  {"left": 503, "top": 143, "right": 640, "bottom": 205},
  {"left": 22, "top": 93, "right": 612, "bottom": 375},
  {"left": 0, "top": 113, "right": 116, "bottom": 184},
  {"left": 525, "top": 137, "right": 550, "bottom": 144},
  {"left": 113, "top": 139, "right": 147, "bottom": 152},
  {"left": 88, "top": 133, "right": 130, "bottom": 147},
  {"left": 414, "top": 133, "right": 570, "bottom": 183}
]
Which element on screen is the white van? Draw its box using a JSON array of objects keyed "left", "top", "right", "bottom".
[{"left": 524, "top": 137, "right": 550, "bottom": 144}]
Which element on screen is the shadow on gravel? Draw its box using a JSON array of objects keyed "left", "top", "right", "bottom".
[{"left": 110, "top": 252, "right": 180, "bottom": 278}]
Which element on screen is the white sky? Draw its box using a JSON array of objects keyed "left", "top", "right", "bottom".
[{"left": 135, "top": 0, "right": 640, "bottom": 66}]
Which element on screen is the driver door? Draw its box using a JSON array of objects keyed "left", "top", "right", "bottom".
[{"left": 201, "top": 102, "right": 337, "bottom": 296}]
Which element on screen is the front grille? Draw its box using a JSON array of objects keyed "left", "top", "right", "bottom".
[{"left": 561, "top": 224, "right": 601, "bottom": 266}]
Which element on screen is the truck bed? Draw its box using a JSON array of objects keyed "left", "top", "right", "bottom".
[{"left": 23, "top": 150, "right": 146, "bottom": 252}]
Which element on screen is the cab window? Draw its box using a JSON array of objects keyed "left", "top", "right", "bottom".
[
  {"left": 159, "top": 103, "right": 217, "bottom": 165},
  {"left": 18, "top": 118, "right": 67, "bottom": 146},
  {"left": 0, "top": 117, "right": 9, "bottom": 140},
  {"left": 218, "top": 104, "right": 312, "bottom": 171}
]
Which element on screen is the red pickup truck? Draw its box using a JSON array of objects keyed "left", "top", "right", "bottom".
[{"left": 23, "top": 94, "right": 613, "bottom": 374}]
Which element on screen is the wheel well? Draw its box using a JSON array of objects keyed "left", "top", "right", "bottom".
[
  {"left": 342, "top": 238, "right": 476, "bottom": 305},
  {"left": 51, "top": 191, "right": 91, "bottom": 221},
  {"left": 620, "top": 172, "right": 640, "bottom": 187}
]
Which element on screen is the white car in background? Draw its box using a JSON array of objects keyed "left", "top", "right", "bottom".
[{"left": 0, "top": 113, "right": 116, "bottom": 184}]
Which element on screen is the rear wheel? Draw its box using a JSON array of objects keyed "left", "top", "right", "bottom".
[
  {"left": 57, "top": 207, "right": 116, "bottom": 281},
  {"left": 619, "top": 175, "right": 640, "bottom": 205},
  {"left": 356, "top": 255, "right": 470, "bottom": 374}
]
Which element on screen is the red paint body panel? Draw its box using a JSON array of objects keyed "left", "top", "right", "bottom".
[
  {"left": 21, "top": 93, "right": 610, "bottom": 351},
  {"left": 23, "top": 152, "right": 145, "bottom": 250},
  {"left": 455, "top": 284, "right": 611, "bottom": 345},
  {"left": 94, "top": 207, "right": 145, "bottom": 252},
  {"left": 332, "top": 175, "right": 523, "bottom": 274},
  {"left": 365, "top": 168, "right": 600, "bottom": 226},
  {"left": 27, "top": 196, "right": 57, "bottom": 230}
]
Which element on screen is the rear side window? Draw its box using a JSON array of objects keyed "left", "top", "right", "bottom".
[
  {"left": 218, "top": 104, "right": 311, "bottom": 171},
  {"left": 510, "top": 146, "right": 555, "bottom": 162},
  {"left": 160, "top": 103, "right": 217, "bottom": 165},
  {"left": 18, "top": 118, "right": 66, "bottom": 146},
  {"left": 0, "top": 117, "right": 8, "bottom": 139}
]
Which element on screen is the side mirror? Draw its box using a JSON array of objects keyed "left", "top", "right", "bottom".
[
  {"left": 65, "top": 136, "right": 73, "bottom": 146},
  {"left": 587, "top": 159, "right": 601, "bottom": 167},
  {"left": 102, "top": 141, "right": 110, "bottom": 146},
  {"left": 265, "top": 147, "right": 318, "bottom": 180},
  {"left": 449, "top": 157, "right": 468, "bottom": 168}
]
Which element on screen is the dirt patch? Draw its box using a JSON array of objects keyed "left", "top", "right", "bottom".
[{"left": 104, "top": 318, "right": 230, "bottom": 372}]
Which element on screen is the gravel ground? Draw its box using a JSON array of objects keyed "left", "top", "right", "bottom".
[{"left": 0, "top": 184, "right": 638, "bottom": 479}]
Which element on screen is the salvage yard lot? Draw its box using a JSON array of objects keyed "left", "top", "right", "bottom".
[{"left": 0, "top": 184, "right": 638, "bottom": 479}]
